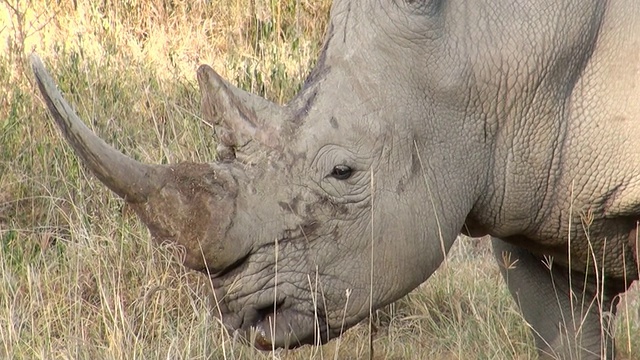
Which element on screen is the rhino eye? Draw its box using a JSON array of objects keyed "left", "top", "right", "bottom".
[{"left": 330, "top": 165, "right": 353, "bottom": 180}]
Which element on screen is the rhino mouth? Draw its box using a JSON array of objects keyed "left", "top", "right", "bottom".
[
  {"left": 209, "top": 249, "right": 330, "bottom": 349},
  {"left": 209, "top": 251, "right": 252, "bottom": 278},
  {"left": 214, "top": 290, "right": 328, "bottom": 349},
  {"left": 248, "top": 301, "right": 325, "bottom": 350}
]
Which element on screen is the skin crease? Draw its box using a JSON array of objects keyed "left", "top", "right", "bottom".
[{"left": 31, "top": 0, "right": 640, "bottom": 358}]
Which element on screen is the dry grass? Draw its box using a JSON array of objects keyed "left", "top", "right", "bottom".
[{"left": 0, "top": 1, "right": 638, "bottom": 359}]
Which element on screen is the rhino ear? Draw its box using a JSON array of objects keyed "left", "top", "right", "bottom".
[{"left": 197, "top": 65, "right": 286, "bottom": 151}]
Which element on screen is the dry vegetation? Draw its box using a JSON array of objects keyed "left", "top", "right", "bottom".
[{"left": 0, "top": 1, "right": 638, "bottom": 359}]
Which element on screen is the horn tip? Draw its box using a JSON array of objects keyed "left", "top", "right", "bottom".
[
  {"left": 197, "top": 64, "right": 225, "bottom": 89},
  {"left": 196, "top": 63, "right": 214, "bottom": 74},
  {"left": 30, "top": 53, "right": 57, "bottom": 98},
  {"left": 29, "top": 53, "right": 43, "bottom": 69},
  {"left": 30, "top": 53, "right": 46, "bottom": 82}
]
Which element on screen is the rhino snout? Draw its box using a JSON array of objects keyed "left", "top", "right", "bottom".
[
  {"left": 209, "top": 282, "right": 330, "bottom": 350},
  {"left": 130, "top": 162, "right": 254, "bottom": 273}
]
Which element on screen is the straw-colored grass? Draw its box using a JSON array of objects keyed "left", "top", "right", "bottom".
[{"left": 1, "top": 1, "right": 638, "bottom": 359}]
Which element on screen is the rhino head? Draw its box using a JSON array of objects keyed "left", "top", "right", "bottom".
[{"left": 31, "top": 1, "right": 489, "bottom": 349}]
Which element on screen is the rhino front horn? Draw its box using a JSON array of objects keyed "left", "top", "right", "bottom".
[{"left": 30, "top": 54, "right": 165, "bottom": 203}]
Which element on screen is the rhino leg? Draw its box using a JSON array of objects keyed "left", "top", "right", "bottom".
[{"left": 491, "top": 237, "right": 624, "bottom": 360}]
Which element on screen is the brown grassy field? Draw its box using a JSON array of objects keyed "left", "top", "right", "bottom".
[{"left": 1, "top": 1, "right": 638, "bottom": 359}]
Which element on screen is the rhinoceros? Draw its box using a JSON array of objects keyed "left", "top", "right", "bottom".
[{"left": 31, "top": 0, "right": 639, "bottom": 359}]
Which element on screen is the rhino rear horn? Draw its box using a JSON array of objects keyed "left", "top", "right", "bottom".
[
  {"left": 197, "top": 65, "right": 286, "bottom": 149},
  {"left": 30, "top": 54, "right": 165, "bottom": 203}
]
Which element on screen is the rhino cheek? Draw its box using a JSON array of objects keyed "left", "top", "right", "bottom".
[{"left": 329, "top": 194, "right": 462, "bottom": 325}]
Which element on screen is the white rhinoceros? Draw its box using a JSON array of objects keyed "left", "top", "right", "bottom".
[{"left": 31, "top": 1, "right": 639, "bottom": 359}]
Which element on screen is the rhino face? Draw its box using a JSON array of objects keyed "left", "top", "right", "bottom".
[
  {"left": 188, "top": 62, "right": 465, "bottom": 347},
  {"left": 32, "top": 1, "right": 486, "bottom": 349}
]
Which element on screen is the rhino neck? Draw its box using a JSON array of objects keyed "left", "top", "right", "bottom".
[{"left": 462, "top": 2, "right": 609, "bottom": 238}]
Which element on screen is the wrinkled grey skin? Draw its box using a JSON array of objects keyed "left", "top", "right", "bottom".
[{"left": 31, "top": 0, "right": 640, "bottom": 359}]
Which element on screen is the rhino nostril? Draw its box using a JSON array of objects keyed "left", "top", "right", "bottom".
[
  {"left": 209, "top": 251, "right": 251, "bottom": 278},
  {"left": 255, "top": 300, "right": 284, "bottom": 323}
]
